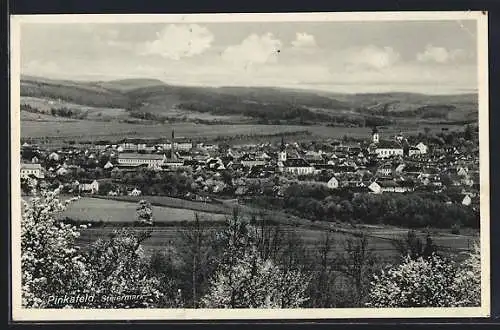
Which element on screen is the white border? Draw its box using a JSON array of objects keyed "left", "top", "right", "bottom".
[{"left": 10, "top": 11, "right": 490, "bottom": 321}]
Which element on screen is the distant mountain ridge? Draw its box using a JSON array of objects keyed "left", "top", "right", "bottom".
[{"left": 20, "top": 75, "right": 478, "bottom": 125}]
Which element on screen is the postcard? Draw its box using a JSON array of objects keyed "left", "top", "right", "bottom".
[{"left": 10, "top": 11, "right": 490, "bottom": 320}]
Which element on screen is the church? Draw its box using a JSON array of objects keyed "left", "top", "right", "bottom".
[
  {"left": 369, "top": 127, "right": 404, "bottom": 159},
  {"left": 277, "top": 137, "right": 315, "bottom": 175}
]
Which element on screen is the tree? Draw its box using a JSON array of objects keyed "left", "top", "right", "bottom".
[
  {"left": 464, "top": 124, "right": 473, "bottom": 140},
  {"left": 22, "top": 186, "right": 166, "bottom": 308},
  {"left": 309, "top": 231, "right": 338, "bottom": 307},
  {"left": 81, "top": 228, "right": 164, "bottom": 308},
  {"left": 136, "top": 200, "right": 154, "bottom": 225},
  {"left": 176, "top": 213, "right": 215, "bottom": 307},
  {"left": 366, "top": 246, "right": 481, "bottom": 308},
  {"left": 201, "top": 246, "right": 309, "bottom": 308},
  {"left": 335, "top": 232, "right": 377, "bottom": 307},
  {"left": 451, "top": 243, "right": 481, "bottom": 306},
  {"left": 392, "top": 230, "right": 437, "bottom": 260},
  {"left": 21, "top": 188, "right": 87, "bottom": 308},
  {"left": 201, "top": 210, "right": 310, "bottom": 308}
]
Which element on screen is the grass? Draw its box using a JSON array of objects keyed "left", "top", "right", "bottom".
[
  {"left": 21, "top": 117, "right": 464, "bottom": 143},
  {"left": 65, "top": 195, "right": 477, "bottom": 264},
  {"left": 21, "top": 96, "right": 129, "bottom": 120},
  {"left": 75, "top": 224, "right": 402, "bottom": 263},
  {"left": 60, "top": 196, "right": 226, "bottom": 223},
  {"left": 93, "top": 195, "right": 231, "bottom": 215}
]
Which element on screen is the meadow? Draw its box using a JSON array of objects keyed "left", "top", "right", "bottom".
[
  {"left": 63, "top": 195, "right": 477, "bottom": 264},
  {"left": 20, "top": 114, "right": 461, "bottom": 143},
  {"left": 93, "top": 195, "right": 231, "bottom": 215},
  {"left": 60, "top": 196, "right": 227, "bottom": 223},
  {"left": 21, "top": 96, "right": 129, "bottom": 120}
]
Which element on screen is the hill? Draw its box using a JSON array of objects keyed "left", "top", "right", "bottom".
[{"left": 20, "top": 76, "right": 478, "bottom": 125}]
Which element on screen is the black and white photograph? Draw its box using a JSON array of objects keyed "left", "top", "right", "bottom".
[{"left": 10, "top": 12, "right": 490, "bottom": 320}]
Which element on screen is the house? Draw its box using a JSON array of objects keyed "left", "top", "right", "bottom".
[
  {"left": 20, "top": 163, "right": 44, "bottom": 179},
  {"left": 327, "top": 176, "right": 339, "bottom": 189},
  {"left": 374, "top": 140, "right": 404, "bottom": 158},
  {"left": 118, "top": 153, "right": 167, "bottom": 167},
  {"left": 162, "top": 158, "right": 184, "bottom": 169},
  {"left": 457, "top": 166, "right": 469, "bottom": 176},
  {"left": 79, "top": 180, "right": 99, "bottom": 194},
  {"left": 395, "top": 163, "right": 406, "bottom": 173},
  {"left": 103, "top": 161, "right": 114, "bottom": 169},
  {"left": 240, "top": 154, "right": 266, "bottom": 168},
  {"left": 408, "top": 147, "right": 422, "bottom": 157},
  {"left": 368, "top": 181, "right": 382, "bottom": 194},
  {"left": 369, "top": 180, "right": 412, "bottom": 194},
  {"left": 119, "top": 140, "right": 138, "bottom": 151},
  {"left": 174, "top": 140, "right": 193, "bottom": 151},
  {"left": 48, "top": 152, "right": 60, "bottom": 161},
  {"left": 282, "top": 158, "right": 315, "bottom": 176},
  {"left": 416, "top": 142, "right": 428, "bottom": 154},
  {"left": 129, "top": 188, "right": 142, "bottom": 196},
  {"left": 462, "top": 195, "right": 472, "bottom": 206},
  {"left": 377, "top": 163, "right": 393, "bottom": 176},
  {"left": 55, "top": 166, "right": 68, "bottom": 176}
]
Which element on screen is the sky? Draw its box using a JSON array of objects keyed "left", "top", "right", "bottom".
[{"left": 19, "top": 19, "right": 479, "bottom": 94}]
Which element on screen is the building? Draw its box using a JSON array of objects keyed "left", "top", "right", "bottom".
[
  {"left": 103, "top": 161, "right": 114, "bottom": 169},
  {"left": 20, "top": 163, "right": 44, "bottom": 179},
  {"left": 416, "top": 142, "right": 428, "bottom": 154},
  {"left": 278, "top": 137, "right": 288, "bottom": 164},
  {"left": 129, "top": 188, "right": 142, "bottom": 196},
  {"left": 79, "top": 180, "right": 99, "bottom": 194},
  {"left": 408, "top": 147, "right": 423, "bottom": 157},
  {"left": 372, "top": 127, "right": 380, "bottom": 144},
  {"left": 282, "top": 158, "right": 315, "bottom": 175},
  {"left": 118, "top": 153, "right": 167, "bottom": 167},
  {"left": 240, "top": 154, "right": 266, "bottom": 168},
  {"left": 369, "top": 180, "right": 412, "bottom": 193},
  {"left": 377, "top": 163, "right": 393, "bottom": 176},
  {"left": 374, "top": 140, "right": 404, "bottom": 158},
  {"left": 327, "top": 176, "right": 339, "bottom": 189}
]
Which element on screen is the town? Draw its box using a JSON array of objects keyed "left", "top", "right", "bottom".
[{"left": 21, "top": 125, "right": 480, "bottom": 215}]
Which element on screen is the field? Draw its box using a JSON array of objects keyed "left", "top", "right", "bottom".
[
  {"left": 21, "top": 96, "right": 129, "bottom": 121},
  {"left": 60, "top": 196, "right": 227, "bottom": 223},
  {"left": 94, "top": 195, "right": 231, "bottom": 214},
  {"left": 20, "top": 116, "right": 463, "bottom": 143},
  {"left": 62, "top": 195, "right": 477, "bottom": 264}
]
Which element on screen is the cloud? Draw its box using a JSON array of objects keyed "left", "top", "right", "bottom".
[
  {"left": 346, "top": 45, "right": 400, "bottom": 70},
  {"left": 416, "top": 44, "right": 466, "bottom": 64},
  {"left": 291, "top": 32, "right": 317, "bottom": 48},
  {"left": 221, "top": 33, "right": 282, "bottom": 67},
  {"left": 141, "top": 24, "right": 214, "bottom": 60}
]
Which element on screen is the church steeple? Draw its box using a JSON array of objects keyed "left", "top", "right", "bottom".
[
  {"left": 278, "top": 137, "right": 287, "bottom": 162},
  {"left": 171, "top": 130, "right": 177, "bottom": 160},
  {"left": 372, "top": 126, "right": 380, "bottom": 144}
]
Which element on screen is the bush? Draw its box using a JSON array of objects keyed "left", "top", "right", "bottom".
[
  {"left": 366, "top": 247, "right": 481, "bottom": 307},
  {"left": 451, "top": 223, "right": 461, "bottom": 235}
]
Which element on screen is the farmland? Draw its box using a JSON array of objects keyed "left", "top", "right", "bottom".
[
  {"left": 61, "top": 195, "right": 477, "bottom": 264},
  {"left": 60, "top": 196, "right": 227, "bottom": 223},
  {"left": 20, "top": 115, "right": 463, "bottom": 143}
]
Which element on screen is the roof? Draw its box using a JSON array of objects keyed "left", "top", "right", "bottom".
[
  {"left": 375, "top": 140, "right": 403, "bottom": 149},
  {"left": 376, "top": 180, "right": 400, "bottom": 187},
  {"left": 118, "top": 153, "right": 165, "bottom": 160},
  {"left": 21, "top": 163, "right": 42, "bottom": 170},
  {"left": 283, "top": 158, "right": 312, "bottom": 168}
]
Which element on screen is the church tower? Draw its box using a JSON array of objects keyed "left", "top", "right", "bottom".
[
  {"left": 278, "top": 137, "right": 287, "bottom": 162},
  {"left": 372, "top": 127, "right": 380, "bottom": 144},
  {"left": 171, "top": 130, "right": 177, "bottom": 160}
]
